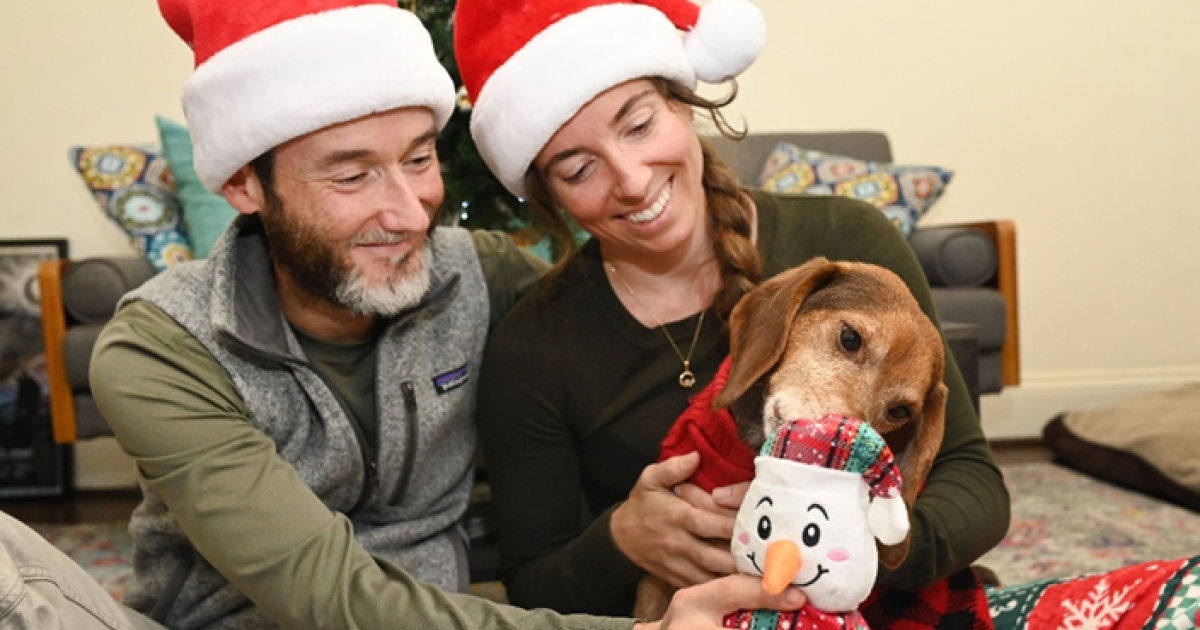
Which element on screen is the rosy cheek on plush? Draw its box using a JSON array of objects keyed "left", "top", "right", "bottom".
[
  {"left": 827, "top": 548, "right": 850, "bottom": 563},
  {"left": 738, "top": 533, "right": 751, "bottom": 545}
]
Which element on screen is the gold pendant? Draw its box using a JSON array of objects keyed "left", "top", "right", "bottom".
[{"left": 679, "top": 370, "right": 696, "bottom": 388}]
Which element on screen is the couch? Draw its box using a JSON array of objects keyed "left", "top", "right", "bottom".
[
  {"left": 38, "top": 131, "right": 1016, "bottom": 587},
  {"left": 707, "top": 131, "right": 1019, "bottom": 406}
]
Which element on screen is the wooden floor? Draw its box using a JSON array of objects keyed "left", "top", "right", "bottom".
[
  {"left": 991, "top": 439, "right": 1055, "bottom": 465},
  {"left": 0, "top": 488, "right": 141, "bottom": 525}
]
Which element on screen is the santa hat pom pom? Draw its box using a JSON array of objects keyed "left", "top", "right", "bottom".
[{"left": 684, "top": 0, "right": 767, "bottom": 83}]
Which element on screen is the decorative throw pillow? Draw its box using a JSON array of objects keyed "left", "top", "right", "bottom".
[
  {"left": 156, "top": 116, "right": 238, "bottom": 258},
  {"left": 70, "top": 144, "right": 194, "bottom": 272},
  {"left": 757, "top": 142, "right": 954, "bottom": 237}
]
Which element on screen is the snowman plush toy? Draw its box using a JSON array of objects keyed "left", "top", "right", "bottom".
[{"left": 725, "top": 414, "right": 909, "bottom": 630}]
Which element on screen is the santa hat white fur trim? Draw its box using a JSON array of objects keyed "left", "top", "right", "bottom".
[
  {"left": 754, "top": 455, "right": 911, "bottom": 546},
  {"left": 470, "top": 4, "right": 695, "bottom": 199},
  {"left": 183, "top": 5, "right": 455, "bottom": 193},
  {"left": 755, "top": 454, "right": 864, "bottom": 489}
]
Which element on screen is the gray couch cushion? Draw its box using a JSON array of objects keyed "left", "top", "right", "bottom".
[
  {"left": 62, "top": 257, "right": 155, "bottom": 325},
  {"left": 705, "top": 131, "right": 893, "bottom": 185},
  {"left": 932, "top": 288, "right": 1007, "bottom": 351},
  {"left": 978, "top": 352, "right": 1003, "bottom": 395},
  {"left": 63, "top": 325, "right": 103, "bottom": 390},
  {"left": 908, "top": 227, "right": 997, "bottom": 288},
  {"left": 72, "top": 394, "right": 111, "bottom": 441}
]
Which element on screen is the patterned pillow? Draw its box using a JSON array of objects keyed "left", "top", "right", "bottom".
[
  {"left": 757, "top": 142, "right": 954, "bottom": 237},
  {"left": 70, "top": 144, "right": 195, "bottom": 271}
]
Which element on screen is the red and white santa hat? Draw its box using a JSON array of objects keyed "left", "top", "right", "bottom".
[
  {"left": 159, "top": 0, "right": 456, "bottom": 194},
  {"left": 454, "top": 0, "right": 768, "bottom": 198}
]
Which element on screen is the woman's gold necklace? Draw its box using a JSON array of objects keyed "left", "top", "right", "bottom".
[{"left": 608, "top": 263, "right": 706, "bottom": 388}]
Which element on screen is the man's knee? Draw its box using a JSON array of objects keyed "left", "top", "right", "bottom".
[{"left": 0, "top": 511, "right": 162, "bottom": 630}]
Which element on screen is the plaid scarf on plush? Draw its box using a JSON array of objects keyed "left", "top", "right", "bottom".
[
  {"left": 724, "top": 602, "right": 870, "bottom": 630},
  {"left": 658, "top": 357, "right": 994, "bottom": 630}
]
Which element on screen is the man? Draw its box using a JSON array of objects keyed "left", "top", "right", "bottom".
[{"left": 0, "top": 0, "right": 803, "bottom": 627}]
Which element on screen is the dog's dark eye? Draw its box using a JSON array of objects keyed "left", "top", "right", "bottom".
[
  {"left": 839, "top": 324, "right": 862, "bottom": 353},
  {"left": 887, "top": 406, "right": 913, "bottom": 421},
  {"left": 757, "top": 515, "right": 772, "bottom": 540}
]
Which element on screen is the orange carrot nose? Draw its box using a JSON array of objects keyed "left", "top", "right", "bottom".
[{"left": 762, "top": 540, "right": 802, "bottom": 595}]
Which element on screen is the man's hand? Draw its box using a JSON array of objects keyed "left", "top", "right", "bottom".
[{"left": 634, "top": 574, "right": 806, "bottom": 629}]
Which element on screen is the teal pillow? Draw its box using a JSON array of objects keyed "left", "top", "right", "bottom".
[
  {"left": 757, "top": 142, "right": 954, "bottom": 237},
  {"left": 69, "top": 144, "right": 195, "bottom": 272},
  {"left": 156, "top": 116, "right": 238, "bottom": 258}
]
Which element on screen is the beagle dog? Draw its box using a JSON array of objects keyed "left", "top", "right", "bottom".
[
  {"left": 633, "top": 257, "right": 948, "bottom": 618},
  {"left": 715, "top": 256, "right": 947, "bottom": 567}
]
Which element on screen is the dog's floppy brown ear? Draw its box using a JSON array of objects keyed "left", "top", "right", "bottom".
[
  {"left": 899, "top": 381, "right": 947, "bottom": 508},
  {"left": 714, "top": 257, "right": 842, "bottom": 410},
  {"left": 877, "top": 380, "right": 947, "bottom": 569}
]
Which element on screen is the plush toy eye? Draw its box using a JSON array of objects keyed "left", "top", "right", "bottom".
[
  {"left": 757, "top": 515, "right": 772, "bottom": 540},
  {"left": 802, "top": 523, "right": 821, "bottom": 547},
  {"left": 887, "top": 405, "right": 913, "bottom": 421},
  {"left": 839, "top": 324, "right": 862, "bottom": 353}
]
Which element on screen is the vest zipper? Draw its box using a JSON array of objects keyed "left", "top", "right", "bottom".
[
  {"left": 320, "top": 376, "right": 376, "bottom": 518},
  {"left": 389, "top": 381, "right": 419, "bottom": 505}
]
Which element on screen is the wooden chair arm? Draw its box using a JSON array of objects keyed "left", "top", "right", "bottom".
[
  {"left": 961, "top": 220, "right": 1019, "bottom": 387},
  {"left": 38, "top": 259, "right": 78, "bottom": 444}
]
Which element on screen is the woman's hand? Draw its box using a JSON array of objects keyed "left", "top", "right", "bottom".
[
  {"left": 611, "top": 452, "right": 740, "bottom": 588},
  {"left": 634, "top": 574, "right": 807, "bottom": 629}
]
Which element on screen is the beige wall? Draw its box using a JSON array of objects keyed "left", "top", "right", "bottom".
[
  {"left": 708, "top": 0, "right": 1200, "bottom": 437},
  {"left": 1, "top": 4, "right": 191, "bottom": 488},
  {"left": 3, "top": 2, "right": 1198, "bottom": 486}
]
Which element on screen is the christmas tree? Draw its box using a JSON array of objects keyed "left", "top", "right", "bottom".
[{"left": 403, "top": 0, "right": 528, "bottom": 233}]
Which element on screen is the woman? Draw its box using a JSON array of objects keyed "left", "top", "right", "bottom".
[{"left": 455, "top": 0, "right": 1010, "bottom": 617}]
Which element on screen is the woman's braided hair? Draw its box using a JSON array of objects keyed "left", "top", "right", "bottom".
[{"left": 522, "top": 78, "right": 762, "bottom": 327}]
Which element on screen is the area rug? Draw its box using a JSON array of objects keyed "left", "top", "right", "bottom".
[
  {"left": 977, "top": 462, "right": 1200, "bottom": 586},
  {"left": 28, "top": 462, "right": 1200, "bottom": 605},
  {"left": 28, "top": 521, "right": 131, "bottom": 602}
]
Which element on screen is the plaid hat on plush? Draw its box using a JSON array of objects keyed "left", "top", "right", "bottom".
[
  {"left": 758, "top": 414, "right": 908, "bottom": 546},
  {"left": 763, "top": 414, "right": 903, "bottom": 500},
  {"left": 454, "top": 0, "right": 768, "bottom": 198},
  {"left": 158, "top": 0, "right": 455, "bottom": 193}
]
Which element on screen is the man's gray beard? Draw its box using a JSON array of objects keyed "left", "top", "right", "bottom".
[{"left": 335, "top": 245, "right": 433, "bottom": 317}]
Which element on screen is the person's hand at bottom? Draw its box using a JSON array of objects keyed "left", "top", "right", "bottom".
[{"left": 633, "top": 574, "right": 806, "bottom": 629}]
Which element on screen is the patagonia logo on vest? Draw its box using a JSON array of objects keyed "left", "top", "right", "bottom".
[{"left": 432, "top": 364, "right": 469, "bottom": 394}]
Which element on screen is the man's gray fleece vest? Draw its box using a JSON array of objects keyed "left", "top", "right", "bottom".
[{"left": 119, "top": 220, "right": 489, "bottom": 629}]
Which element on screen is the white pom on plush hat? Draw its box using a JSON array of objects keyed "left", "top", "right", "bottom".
[
  {"left": 868, "top": 491, "right": 910, "bottom": 546},
  {"left": 684, "top": 0, "right": 768, "bottom": 83}
]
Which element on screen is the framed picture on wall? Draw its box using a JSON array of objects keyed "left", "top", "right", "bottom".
[{"left": 0, "top": 238, "right": 69, "bottom": 498}]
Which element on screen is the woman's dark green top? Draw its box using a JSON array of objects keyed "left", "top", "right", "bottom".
[{"left": 476, "top": 190, "right": 1010, "bottom": 615}]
